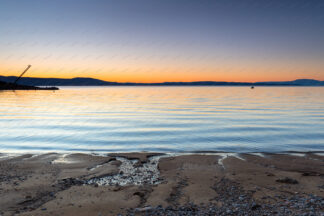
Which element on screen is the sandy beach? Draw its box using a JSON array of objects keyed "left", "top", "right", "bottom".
[{"left": 0, "top": 152, "right": 323, "bottom": 216}]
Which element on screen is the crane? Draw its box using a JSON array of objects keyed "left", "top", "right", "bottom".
[{"left": 13, "top": 65, "right": 32, "bottom": 85}]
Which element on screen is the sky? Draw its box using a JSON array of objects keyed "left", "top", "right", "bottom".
[{"left": 0, "top": 0, "right": 324, "bottom": 82}]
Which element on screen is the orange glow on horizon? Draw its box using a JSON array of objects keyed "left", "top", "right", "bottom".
[
  {"left": 1, "top": 69, "right": 323, "bottom": 83},
  {"left": 1, "top": 59, "right": 323, "bottom": 83}
]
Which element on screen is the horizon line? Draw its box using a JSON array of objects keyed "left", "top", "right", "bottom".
[{"left": 1, "top": 75, "right": 323, "bottom": 84}]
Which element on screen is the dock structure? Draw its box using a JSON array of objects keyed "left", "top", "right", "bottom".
[{"left": 14, "top": 65, "right": 32, "bottom": 85}]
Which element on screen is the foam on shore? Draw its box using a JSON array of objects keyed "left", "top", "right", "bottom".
[{"left": 87, "top": 156, "right": 162, "bottom": 186}]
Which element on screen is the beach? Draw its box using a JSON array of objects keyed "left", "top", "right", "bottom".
[
  {"left": 2, "top": 0, "right": 324, "bottom": 215},
  {"left": 0, "top": 152, "right": 323, "bottom": 215}
]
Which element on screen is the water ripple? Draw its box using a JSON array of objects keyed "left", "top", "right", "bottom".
[{"left": 1, "top": 87, "right": 324, "bottom": 153}]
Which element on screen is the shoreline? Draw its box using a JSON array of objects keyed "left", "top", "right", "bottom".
[
  {"left": 0, "top": 152, "right": 323, "bottom": 215},
  {"left": 1, "top": 150, "right": 324, "bottom": 157}
]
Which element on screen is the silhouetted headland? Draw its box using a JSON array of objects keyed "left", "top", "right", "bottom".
[
  {"left": 0, "top": 80, "right": 59, "bottom": 90},
  {"left": 0, "top": 76, "right": 323, "bottom": 86}
]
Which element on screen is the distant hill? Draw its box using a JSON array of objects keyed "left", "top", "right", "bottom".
[
  {"left": 0, "top": 76, "right": 118, "bottom": 86},
  {"left": 0, "top": 76, "right": 323, "bottom": 86},
  {"left": 255, "top": 79, "right": 324, "bottom": 86}
]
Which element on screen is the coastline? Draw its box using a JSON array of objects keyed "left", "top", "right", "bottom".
[
  {"left": 0, "top": 152, "right": 323, "bottom": 215},
  {"left": 0, "top": 80, "right": 59, "bottom": 91}
]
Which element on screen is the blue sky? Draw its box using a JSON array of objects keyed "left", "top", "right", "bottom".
[{"left": 1, "top": 0, "right": 324, "bottom": 82}]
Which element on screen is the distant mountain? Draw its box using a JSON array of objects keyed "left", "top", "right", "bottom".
[
  {"left": 0, "top": 76, "right": 323, "bottom": 86},
  {"left": 256, "top": 79, "right": 324, "bottom": 86}
]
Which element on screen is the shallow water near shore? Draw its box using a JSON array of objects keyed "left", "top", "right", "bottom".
[{"left": 0, "top": 86, "right": 324, "bottom": 153}]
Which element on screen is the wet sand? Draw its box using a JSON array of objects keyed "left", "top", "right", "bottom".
[{"left": 0, "top": 152, "right": 323, "bottom": 215}]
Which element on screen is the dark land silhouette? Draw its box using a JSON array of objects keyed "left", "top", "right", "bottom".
[
  {"left": 0, "top": 76, "right": 323, "bottom": 86},
  {"left": 0, "top": 80, "right": 59, "bottom": 90}
]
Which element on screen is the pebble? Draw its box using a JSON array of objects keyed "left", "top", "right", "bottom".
[{"left": 125, "top": 192, "right": 324, "bottom": 215}]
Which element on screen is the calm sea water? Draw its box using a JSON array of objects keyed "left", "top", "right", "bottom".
[{"left": 0, "top": 87, "right": 324, "bottom": 153}]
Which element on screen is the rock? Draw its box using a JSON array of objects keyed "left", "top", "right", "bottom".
[
  {"left": 302, "top": 172, "right": 318, "bottom": 176},
  {"left": 276, "top": 177, "right": 298, "bottom": 184},
  {"left": 251, "top": 203, "right": 261, "bottom": 210},
  {"left": 135, "top": 206, "right": 153, "bottom": 212}
]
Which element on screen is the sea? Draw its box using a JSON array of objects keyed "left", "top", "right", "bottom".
[{"left": 0, "top": 86, "right": 324, "bottom": 153}]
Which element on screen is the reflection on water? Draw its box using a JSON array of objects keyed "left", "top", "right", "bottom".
[{"left": 0, "top": 87, "right": 324, "bottom": 153}]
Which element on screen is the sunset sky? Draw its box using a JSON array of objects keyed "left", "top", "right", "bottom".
[{"left": 1, "top": 0, "right": 323, "bottom": 82}]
